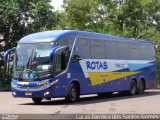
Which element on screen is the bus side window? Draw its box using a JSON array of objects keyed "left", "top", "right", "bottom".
[
  {"left": 130, "top": 43, "right": 140, "bottom": 60},
  {"left": 118, "top": 42, "right": 129, "bottom": 60},
  {"left": 105, "top": 42, "right": 118, "bottom": 59},
  {"left": 61, "top": 49, "right": 70, "bottom": 70},
  {"left": 57, "top": 36, "right": 75, "bottom": 51},
  {"left": 91, "top": 40, "right": 105, "bottom": 59},
  {"left": 54, "top": 48, "right": 70, "bottom": 75},
  {"left": 149, "top": 45, "right": 156, "bottom": 60},
  {"left": 140, "top": 45, "right": 149, "bottom": 60},
  {"left": 75, "top": 37, "right": 91, "bottom": 59}
]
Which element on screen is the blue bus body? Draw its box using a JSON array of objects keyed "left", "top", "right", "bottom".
[{"left": 8, "top": 30, "right": 157, "bottom": 101}]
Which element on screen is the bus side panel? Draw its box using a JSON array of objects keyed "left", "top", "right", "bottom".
[
  {"left": 68, "top": 62, "right": 95, "bottom": 95},
  {"left": 52, "top": 73, "right": 70, "bottom": 97},
  {"left": 143, "top": 61, "right": 157, "bottom": 89},
  {"left": 60, "top": 59, "right": 157, "bottom": 96},
  {"left": 68, "top": 60, "right": 129, "bottom": 95}
]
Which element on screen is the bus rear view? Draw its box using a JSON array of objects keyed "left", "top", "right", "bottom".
[{"left": 4, "top": 30, "right": 157, "bottom": 103}]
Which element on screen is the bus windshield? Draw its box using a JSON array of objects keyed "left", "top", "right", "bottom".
[{"left": 13, "top": 42, "right": 56, "bottom": 81}]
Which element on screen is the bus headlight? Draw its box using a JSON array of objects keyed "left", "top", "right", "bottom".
[
  {"left": 11, "top": 83, "right": 17, "bottom": 88},
  {"left": 44, "top": 91, "right": 50, "bottom": 96},
  {"left": 12, "top": 92, "right": 16, "bottom": 96}
]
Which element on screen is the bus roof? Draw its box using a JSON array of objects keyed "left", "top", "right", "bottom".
[
  {"left": 19, "top": 30, "right": 154, "bottom": 44},
  {"left": 19, "top": 30, "right": 77, "bottom": 43}
]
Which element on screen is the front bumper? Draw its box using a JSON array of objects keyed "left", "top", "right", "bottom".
[
  {"left": 11, "top": 86, "right": 53, "bottom": 98},
  {"left": 11, "top": 79, "right": 59, "bottom": 98}
]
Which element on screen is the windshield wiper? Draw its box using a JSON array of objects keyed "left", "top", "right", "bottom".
[
  {"left": 25, "top": 46, "right": 41, "bottom": 81},
  {"left": 18, "top": 66, "right": 25, "bottom": 81}
]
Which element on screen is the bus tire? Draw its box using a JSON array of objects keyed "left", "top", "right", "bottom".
[
  {"left": 32, "top": 98, "right": 42, "bottom": 104},
  {"left": 65, "top": 83, "right": 79, "bottom": 103},
  {"left": 129, "top": 80, "right": 137, "bottom": 95},
  {"left": 138, "top": 79, "right": 145, "bottom": 94}
]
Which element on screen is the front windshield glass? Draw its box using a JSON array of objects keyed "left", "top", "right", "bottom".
[{"left": 13, "top": 42, "right": 56, "bottom": 81}]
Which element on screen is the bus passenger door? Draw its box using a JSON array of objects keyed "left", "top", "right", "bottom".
[{"left": 50, "top": 46, "right": 70, "bottom": 96}]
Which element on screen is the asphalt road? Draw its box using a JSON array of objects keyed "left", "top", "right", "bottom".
[{"left": 0, "top": 90, "right": 160, "bottom": 114}]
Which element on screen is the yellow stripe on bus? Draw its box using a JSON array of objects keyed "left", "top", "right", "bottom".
[{"left": 88, "top": 72, "right": 140, "bottom": 86}]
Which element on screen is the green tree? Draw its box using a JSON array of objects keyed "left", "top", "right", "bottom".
[
  {"left": 63, "top": 0, "right": 101, "bottom": 31},
  {"left": 0, "top": 0, "right": 58, "bottom": 87},
  {"left": 63, "top": 0, "right": 160, "bottom": 38}
]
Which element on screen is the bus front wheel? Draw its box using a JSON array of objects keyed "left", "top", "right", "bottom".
[
  {"left": 65, "top": 83, "right": 79, "bottom": 103},
  {"left": 129, "top": 80, "right": 137, "bottom": 95},
  {"left": 32, "top": 98, "right": 43, "bottom": 104}
]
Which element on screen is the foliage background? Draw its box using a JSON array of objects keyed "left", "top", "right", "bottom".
[{"left": 0, "top": 0, "right": 160, "bottom": 90}]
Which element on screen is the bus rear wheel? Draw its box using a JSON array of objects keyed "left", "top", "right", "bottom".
[
  {"left": 129, "top": 80, "right": 137, "bottom": 95},
  {"left": 65, "top": 83, "right": 79, "bottom": 103},
  {"left": 138, "top": 79, "right": 145, "bottom": 94},
  {"left": 32, "top": 98, "right": 43, "bottom": 104}
]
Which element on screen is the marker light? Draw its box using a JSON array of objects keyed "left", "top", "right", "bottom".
[
  {"left": 44, "top": 91, "right": 50, "bottom": 96},
  {"left": 12, "top": 92, "right": 16, "bottom": 96}
]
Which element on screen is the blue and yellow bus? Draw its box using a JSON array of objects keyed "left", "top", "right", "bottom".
[{"left": 4, "top": 30, "right": 157, "bottom": 103}]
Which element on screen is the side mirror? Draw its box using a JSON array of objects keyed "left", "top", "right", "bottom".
[
  {"left": 4, "top": 47, "right": 16, "bottom": 63},
  {"left": 4, "top": 47, "right": 16, "bottom": 71},
  {"left": 49, "top": 46, "right": 69, "bottom": 62}
]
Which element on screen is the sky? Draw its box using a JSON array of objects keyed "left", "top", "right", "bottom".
[{"left": 50, "top": 0, "right": 64, "bottom": 11}]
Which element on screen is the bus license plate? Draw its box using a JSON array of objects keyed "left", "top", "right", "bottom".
[{"left": 25, "top": 92, "right": 32, "bottom": 96}]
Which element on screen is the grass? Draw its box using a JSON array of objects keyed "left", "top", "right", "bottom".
[
  {"left": 0, "top": 84, "right": 10, "bottom": 91},
  {"left": 158, "top": 79, "right": 160, "bottom": 88}
]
